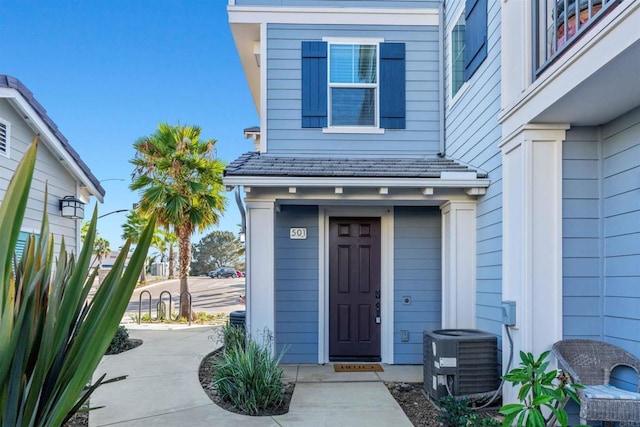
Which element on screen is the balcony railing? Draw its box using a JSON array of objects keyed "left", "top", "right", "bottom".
[{"left": 533, "top": 0, "right": 621, "bottom": 78}]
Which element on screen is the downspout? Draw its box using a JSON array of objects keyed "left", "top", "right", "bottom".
[
  {"left": 235, "top": 186, "right": 246, "bottom": 242},
  {"left": 438, "top": 0, "right": 446, "bottom": 158}
]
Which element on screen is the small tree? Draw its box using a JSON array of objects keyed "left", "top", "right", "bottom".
[{"left": 191, "top": 230, "right": 244, "bottom": 275}]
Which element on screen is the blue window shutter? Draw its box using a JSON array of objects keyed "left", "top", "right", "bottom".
[
  {"left": 380, "top": 43, "right": 406, "bottom": 129},
  {"left": 15, "top": 231, "right": 29, "bottom": 263},
  {"left": 464, "top": 0, "right": 487, "bottom": 80},
  {"left": 301, "top": 41, "right": 327, "bottom": 128}
]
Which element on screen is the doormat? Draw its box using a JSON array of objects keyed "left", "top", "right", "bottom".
[{"left": 333, "top": 363, "right": 384, "bottom": 372}]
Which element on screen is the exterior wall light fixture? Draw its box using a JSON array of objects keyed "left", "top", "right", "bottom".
[{"left": 59, "top": 195, "right": 85, "bottom": 219}]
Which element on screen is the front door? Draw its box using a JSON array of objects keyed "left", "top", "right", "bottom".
[{"left": 329, "top": 217, "right": 381, "bottom": 361}]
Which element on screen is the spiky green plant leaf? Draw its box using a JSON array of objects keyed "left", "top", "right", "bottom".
[{"left": 0, "top": 138, "right": 156, "bottom": 426}]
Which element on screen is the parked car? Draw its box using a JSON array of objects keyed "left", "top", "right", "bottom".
[
  {"left": 208, "top": 267, "right": 237, "bottom": 278},
  {"left": 236, "top": 270, "right": 244, "bottom": 277}
]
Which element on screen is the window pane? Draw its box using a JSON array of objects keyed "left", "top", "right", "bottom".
[
  {"left": 331, "top": 88, "right": 375, "bottom": 126},
  {"left": 330, "top": 44, "right": 377, "bottom": 84},
  {"left": 452, "top": 14, "right": 466, "bottom": 97}
]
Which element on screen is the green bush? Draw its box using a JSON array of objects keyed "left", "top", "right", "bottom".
[
  {"left": 106, "top": 325, "right": 130, "bottom": 355},
  {"left": 499, "top": 351, "right": 582, "bottom": 427},
  {"left": 438, "top": 396, "right": 473, "bottom": 426},
  {"left": 221, "top": 322, "right": 247, "bottom": 352},
  {"left": 437, "top": 395, "right": 501, "bottom": 427},
  {"left": 0, "top": 138, "right": 156, "bottom": 426},
  {"left": 213, "top": 332, "right": 286, "bottom": 415}
]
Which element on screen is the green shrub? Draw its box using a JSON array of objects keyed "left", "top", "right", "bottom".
[
  {"left": 106, "top": 325, "right": 130, "bottom": 355},
  {"left": 221, "top": 322, "right": 247, "bottom": 352},
  {"left": 213, "top": 332, "right": 286, "bottom": 415},
  {"left": 438, "top": 396, "right": 473, "bottom": 427},
  {"left": 437, "top": 395, "right": 502, "bottom": 426},
  {"left": 0, "top": 138, "right": 156, "bottom": 426},
  {"left": 499, "top": 351, "right": 582, "bottom": 427}
]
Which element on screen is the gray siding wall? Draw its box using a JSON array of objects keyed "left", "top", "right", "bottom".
[
  {"left": 562, "top": 107, "right": 640, "bottom": 390},
  {"left": 234, "top": 1, "right": 440, "bottom": 9},
  {"left": 0, "top": 99, "right": 79, "bottom": 255},
  {"left": 562, "top": 128, "right": 602, "bottom": 339},
  {"left": 443, "top": 0, "right": 502, "bottom": 336},
  {"left": 266, "top": 23, "right": 441, "bottom": 156},
  {"left": 394, "top": 206, "right": 441, "bottom": 364},
  {"left": 274, "top": 205, "right": 319, "bottom": 363}
]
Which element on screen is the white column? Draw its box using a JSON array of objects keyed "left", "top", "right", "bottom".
[
  {"left": 245, "top": 200, "right": 275, "bottom": 348},
  {"left": 500, "top": 124, "right": 568, "bottom": 402},
  {"left": 441, "top": 201, "right": 477, "bottom": 329}
]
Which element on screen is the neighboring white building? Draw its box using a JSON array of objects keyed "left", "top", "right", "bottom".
[{"left": 0, "top": 75, "right": 105, "bottom": 256}]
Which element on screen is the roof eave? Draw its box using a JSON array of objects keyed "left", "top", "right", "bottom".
[{"left": 223, "top": 175, "right": 491, "bottom": 189}]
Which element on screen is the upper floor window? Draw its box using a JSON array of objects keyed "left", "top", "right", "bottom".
[
  {"left": 449, "top": 0, "right": 488, "bottom": 103},
  {"left": 329, "top": 43, "right": 378, "bottom": 127},
  {"left": 301, "top": 39, "right": 406, "bottom": 132},
  {"left": 0, "top": 117, "right": 9, "bottom": 157},
  {"left": 451, "top": 12, "right": 466, "bottom": 99}
]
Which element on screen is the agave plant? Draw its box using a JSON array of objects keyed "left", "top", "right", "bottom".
[{"left": 0, "top": 138, "right": 156, "bottom": 426}]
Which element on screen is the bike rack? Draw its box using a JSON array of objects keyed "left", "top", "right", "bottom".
[
  {"left": 137, "top": 290, "right": 192, "bottom": 325},
  {"left": 138, "top": 290, "right": 152, "bottom": 324}
]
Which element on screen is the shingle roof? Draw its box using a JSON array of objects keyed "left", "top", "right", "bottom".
[
  {"left": 0, "top": 75, "right": 105, "bottom": 197},
  {"left": 225, "top": 152, "right": 488, "bottom": 179}
]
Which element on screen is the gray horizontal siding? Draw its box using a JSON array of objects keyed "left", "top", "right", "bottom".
[
  {"left": 562, "top": 129, "right": 603, "bottom": 339},
  {"left": 394, "top": 206, "right": 441, "bottom": 364},
  {"left": 266, "top": 23, "right": 441, "bottom": 156},
  {"left": 274, "top": 205, "right": 319, "bottom": 363},
  {"left": 234, "top": 0, "right": 439, "bottom": 8},
  {"left": 562, "top": 109, "right": 640, "bottom": 391},
  {"left": 443, "top": 0, "right": 502, "bottom": 338},
  {"left": 601, "top": 109, "right": 640, "bottom": 389}
]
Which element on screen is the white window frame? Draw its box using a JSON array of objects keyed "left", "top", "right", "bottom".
[
  {"left": 448, "top": 8, "right": 469, "bottom": 107},
  {"left": 0, "top": 117, "right": 10, "bottom": 158},
  {"left": 323, "top": 37, "right": 384, "bottom": 134}
]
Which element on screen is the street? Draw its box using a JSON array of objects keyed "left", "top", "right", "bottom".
[{"left": 124, "top": 276, "right": 246, "bottom": 322}]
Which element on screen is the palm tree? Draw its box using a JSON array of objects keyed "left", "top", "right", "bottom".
[
  {"left": 130, "top": 123, "right": 226, "bottom": 318},
  {"left": 158, "top": 226, "right": 177, "bottom": 278},
  {"left": 121, "top": 209, "right": 154, "bottom": 283}
]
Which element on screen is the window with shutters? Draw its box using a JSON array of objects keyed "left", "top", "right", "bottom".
[
  {"left": 301, "top": 39, "right": 406, "bottom": 132},
  {"left": 0, "top": 118, "right": 9, "bottom": 158},
  {"left": 449, "top": 0, "right": 487, "bottom": 104},
  {"left": 450, "top": 11, "right": 466, "bottom": 100},
  {"left": 328, "top": 42, "right": 378, "bottom": 128}
]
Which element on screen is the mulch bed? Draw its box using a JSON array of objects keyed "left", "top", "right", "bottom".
[{"left": 198, "top": 348, "right": 295, "bottom": 416}]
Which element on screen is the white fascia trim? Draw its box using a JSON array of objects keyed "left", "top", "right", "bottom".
[
  {"left": 1, "top": 90, "right": 104, "bottom": 202},
  {"left": 224, "top": 176, "right": 491, "bottom": 189},
  {"left": 228, "top": 6, "right": 439, "bottom": 26}
]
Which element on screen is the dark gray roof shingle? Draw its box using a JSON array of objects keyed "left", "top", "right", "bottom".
[
  {"left": 0, "top": 75, "right": 105, "bottom": 197},
  {"left": 225, "top": 152, "right": 487, "bottom": 179}
]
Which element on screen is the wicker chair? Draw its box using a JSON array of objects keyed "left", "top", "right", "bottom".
[{"left": 552, "top": 339, "right": 640, "bottom": 424}]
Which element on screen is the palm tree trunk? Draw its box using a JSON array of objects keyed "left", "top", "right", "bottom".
[
  {"left": 178, "top": 226, "right": 191, "bottom": 319},
  {"left": 168, "top": 245, "right": 175, "bottom": 279}
]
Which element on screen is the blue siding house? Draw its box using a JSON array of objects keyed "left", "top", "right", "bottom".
[{"left": 225, "top": 0, "right": 640, "bottom": 414}]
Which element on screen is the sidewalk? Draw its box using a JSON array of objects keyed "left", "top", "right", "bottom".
[{"left": 90, "top": 325, "right": 420, "bottom": 426}]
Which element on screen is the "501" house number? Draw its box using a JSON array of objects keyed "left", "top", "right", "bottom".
[{"left": 289, "top": 228, "right": 307, "bottom": 240}]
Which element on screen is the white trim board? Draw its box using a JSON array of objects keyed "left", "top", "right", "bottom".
[{"left": 228, "top": 6, "right": 439, "bottom": 26}]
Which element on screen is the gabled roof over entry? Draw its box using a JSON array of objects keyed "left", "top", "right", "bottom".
[
  {"left": 0, "top": 75, "right": 105, "bottom": 201},
  {"left": 224, "top": 152, "right": 490, "bottom": 194}
]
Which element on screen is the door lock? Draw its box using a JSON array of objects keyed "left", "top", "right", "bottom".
[{"left": 375, "top": 289, "right": 380, "bottom": 299}]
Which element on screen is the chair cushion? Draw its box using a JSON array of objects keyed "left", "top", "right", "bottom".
[{"left": 583, "top": 384, "right": 640, "bottom": 400}]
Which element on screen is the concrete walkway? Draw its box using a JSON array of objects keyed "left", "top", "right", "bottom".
[{"left": 90, "top": 325, "right": 420, "bottom": 426}]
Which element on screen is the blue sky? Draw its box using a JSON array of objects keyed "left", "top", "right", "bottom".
[{"left": 1, "top": 0, "right": 256, "bottom": 249}]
